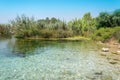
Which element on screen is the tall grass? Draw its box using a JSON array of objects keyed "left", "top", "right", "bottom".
[{"left": 0, "top": 24, "right": 12, "bottom": 38}]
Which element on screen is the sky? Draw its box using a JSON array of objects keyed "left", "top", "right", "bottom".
[{"left": 0, "top": 0, "right": 120, "bottom": 23}]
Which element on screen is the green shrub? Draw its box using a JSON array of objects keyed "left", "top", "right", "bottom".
[
  {"left": 40, "top": 29, "right": 53, "bottom": 38},
  {"left": 113, "top": 27, "right": 120, "bottom": 42},
  {"left": 92, "top": 28, "right": 114, "bottom": 41},
  {"left": 0, "top": 24, "right": 12, "bottom": 37},
  {"left": 92, "top": 27, "right": 120, "bottom": 42},
  {"left": 57, "top": 30, "right": 73, "bottom": 38}
]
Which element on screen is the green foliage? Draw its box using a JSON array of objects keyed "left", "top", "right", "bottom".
[
  {"left": 0, "top": 24, "right": 12, "bottom": 37},
  {"left": 81, "top": 13, "right": 96, "bottom": 37},
  {"left": 96, "top": 12, "right": 112, "bottom": 28},
  {"left": 56, "top": 29, "right": 73, "bottom": 38},
  {"left": 40, "top": 29, "right": 54, "bottom": 38},
  {"left": 11, "top": 15, "right": 38, "bottom": 38},
  {"left": 68, "top": 19, "right": 82, "bottom": 35},
  {"left": 11, "top": 15, "right": 73, "bottom": 38},
  {"left": 0, "top": 9, "right": 118, "bottom": 42},
  {"left": 113, "top": 27, "right": 120, "bottom": 42},
  {"left": 112, "top": 9, "right": 120, "bottom": 26},
  {"left": 96, "top": 9, "right": 120, "bottom": 28},
  {"left": 92, "top": 27, "right": 120, "bottom": 42},
  {"left": 68, "top": 13, "right": 96, "bottom": 37}
]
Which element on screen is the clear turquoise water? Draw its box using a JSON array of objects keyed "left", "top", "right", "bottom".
[{"left": 0, "top": 38, "right": 119, "bottom": 80}]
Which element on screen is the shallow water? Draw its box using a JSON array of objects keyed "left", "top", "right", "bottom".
[{"left": 0, "top": 38, "right": 120, "bottom": 80}]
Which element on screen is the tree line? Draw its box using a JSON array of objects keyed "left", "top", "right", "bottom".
[{"left": 0, "top": 9, "right": 120, "bottom": 42}]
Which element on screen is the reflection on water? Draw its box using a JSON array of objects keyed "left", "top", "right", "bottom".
[
  {"left": 0, "top": 38, "right": 120, "bottom": 80},
  {"left": 7, "top": 39, "right": 96, "bottom": 57},
  {"left": 9, "top": 39, "right": 42, "bottom": 57}
]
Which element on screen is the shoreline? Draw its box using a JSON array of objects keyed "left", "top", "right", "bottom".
[
  {"left": 25, "top": 36, "right": 91, "bottom": 41},
  {"left": 98, "top": 39, "right": 120, "bottom": 65}
]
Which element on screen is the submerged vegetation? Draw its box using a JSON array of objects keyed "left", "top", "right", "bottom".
[{"left": 0, "top": 9, "right": 120, "bottom": 42}]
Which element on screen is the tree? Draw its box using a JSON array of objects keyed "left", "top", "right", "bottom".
[
  {"left": 112, "top": 9, "right": 120, "bottom": 26},
  {"left": 96, "top": 12, "right": 112, "bottom": 28},
  {"left": 68, "top": 19, "right": 82, "bottom": 35},
  {"left": 81, "top": 12, "right": 96, "bottom": 36}
]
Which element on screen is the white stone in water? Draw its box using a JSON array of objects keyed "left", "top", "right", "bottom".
[
  {"left": 14, "top": 70, "right": 16, "bottom": 72},
  {"left": 102, "top": 48, "right": 109, "bottom": 52},
  {"left": 117, "top": 51, "right": 120, "bottom": 54}
]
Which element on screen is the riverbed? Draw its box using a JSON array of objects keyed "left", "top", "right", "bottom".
[{"left": 0, "top": 38, "right": 119, "bottom": 80}]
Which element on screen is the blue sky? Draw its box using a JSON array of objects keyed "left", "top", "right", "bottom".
[{"left": 0, "top": 0, "right": 120, "bottom": 23}]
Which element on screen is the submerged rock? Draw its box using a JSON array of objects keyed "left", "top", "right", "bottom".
[
  {"left": 109, "top": 61, "right": 117, "bottom": 64},
  {"left": 86, "top": 75, "right": 96, "bottom": 80},
  {"left": 102, "top": 48, "right": 109, "bottom": 52},
  {"left": 66, "top": 58, "right": 70, "bottom": 60},
  {"left": 101, "top": 53, "right": 107, "bottom": 56},
  {"left": 94, "top": 71, "right": 103, "bottom": 75},
  {"left": 112, "top": 51, "right": 120, "bottom": 55},
  {"left": 113, "top": 58, "right": 119, "bottom": 61},
  {"left": 111, "top": 52, "right": 118, "bottom": 55},
  {"left": 101, "top": 75, "right": 112, "bottom": 80}
]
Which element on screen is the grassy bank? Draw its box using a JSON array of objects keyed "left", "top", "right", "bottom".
[{"left": 26, "top": 36, "right": 90, "bottom": 41}]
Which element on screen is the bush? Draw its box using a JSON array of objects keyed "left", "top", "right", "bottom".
[
  {"left": 92, "top": 28, "right": 114, "bottom": 41},
  {"left": 57, "top": 30, "right": 73, "bottom": 38},
  {"left": 113, "top": 27, "right": 120, "bottom": 42},
  {"left": 0, "top": 24, "right": 12, "bottom": 37},
  {"left": 92, "top": 27, "right": 120, "bottom": 42},
  {"left": 40, "top": 29, "right": 54, "bottom": 38}
]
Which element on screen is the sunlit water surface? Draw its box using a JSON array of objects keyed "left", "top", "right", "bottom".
[{"left": 0, "top": 38, "right": 120, "bottom": 80}]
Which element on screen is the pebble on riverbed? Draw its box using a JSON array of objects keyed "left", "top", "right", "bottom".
[
  {"left": 86, "top": 71, "right": 113, "bottom": 80},
  {"left": 102, "top": 48, "right": 109, "bottom": 52},
  {"left": 94, "top": 71, "right": 103, "bottom": 75},
  {"left": 117, "top": 51, "right": 120, "bottom": 54},
  {"left": 109, "top": 61, "right": 118, "bottom": 64},
  {"left": 101, "top": 75, "right": 112, "bottom": 80},
  {"left": 101, "top": 53, "right": 107, "bottom": 56},
  {"left": 112, "top": 51, "right": 120, "bottom": 55},
  {"left": 111, "top": 52, "right": 118, "bottom": 55},
  {"left": 113, "top": 58, "right": 119, "bottom": 61}
]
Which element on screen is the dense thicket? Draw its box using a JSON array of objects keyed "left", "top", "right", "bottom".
[
  {"left": 0, "top": 9, "right": 120, "bottom": 42},
  {"left": 96, "top": 9, "right": 120, "bottom": 28},
  {"left": 68, "top": 12, "right": 96, "bottom": 37},
  {"left": 11, "top": 15, "right": 73, "bottom": 38},
  {"left": 11, "top": 13, "right": 96, "bottom": 38},
  {"left": 0, "top": 24, "right": 12, "bottom": 37}
]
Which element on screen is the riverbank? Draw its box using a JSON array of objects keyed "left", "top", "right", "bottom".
[
  {"left": 26, "top": 36, "right": 91, "bottom": 41},
  {"left": 98, "top": 39, "right": 120, "bottom": 65}
]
